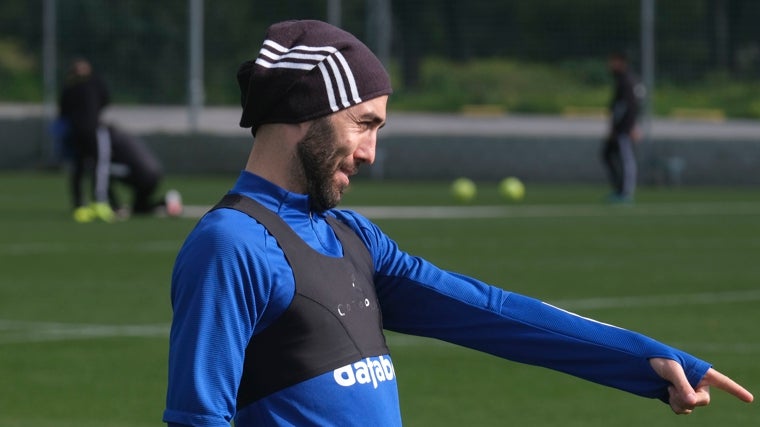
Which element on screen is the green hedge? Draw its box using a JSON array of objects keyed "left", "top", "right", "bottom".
[
  {"left": 3, "top": 53, "right": 759, "bottom": 119},
  {"left": 389, "top": 58, "right": 760, "bottom": 119}
]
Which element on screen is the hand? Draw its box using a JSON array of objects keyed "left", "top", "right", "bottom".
[
  {"left": 630, "top": 126, "right": 642, "bottom": 142},
  {"left": 649, "top": 358, "right": 754, "bottom": 414}
]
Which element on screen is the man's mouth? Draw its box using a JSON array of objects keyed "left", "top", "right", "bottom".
[{"left": 337, "top": 163, "right": 358, "bottom": 188}]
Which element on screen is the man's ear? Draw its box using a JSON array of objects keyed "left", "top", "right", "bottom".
[{"left": 294, "top": 120, "right": 314, "bottom": 139}]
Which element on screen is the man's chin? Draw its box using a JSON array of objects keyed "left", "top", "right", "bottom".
[{"left": 309, "top": 190, "right": 342, "bottom": 212}]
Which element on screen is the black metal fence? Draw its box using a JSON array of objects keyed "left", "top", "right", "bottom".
[{"left": 1, "top": 0, "right": 758, "bottom": 105}]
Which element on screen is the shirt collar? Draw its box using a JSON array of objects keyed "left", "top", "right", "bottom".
[{"left": 230, "top": 170, "right": 313, "bottom": 215}]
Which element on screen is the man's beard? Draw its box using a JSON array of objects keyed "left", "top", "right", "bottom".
[{"left": 295, "top": 117, "right": 352, "bottom": 212}]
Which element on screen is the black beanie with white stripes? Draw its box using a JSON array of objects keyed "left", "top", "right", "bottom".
[{"left": 237, "top": 20, "right": 392, "bottom": 135}]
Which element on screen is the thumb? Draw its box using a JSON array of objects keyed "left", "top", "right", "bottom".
[{"left": 650, "top": 358, "right": 702, "bottom": 414}]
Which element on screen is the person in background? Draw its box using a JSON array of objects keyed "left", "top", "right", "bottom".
[
  {"left": 106, "top": 123, "right": 183, "bottom": 218},
  {"left": 57, "top": 58, "right": 182, "bottom": 221},
  {"left": 164, "top": 20, "right": 753, "bottom": 427},
  {"left": 58, "top": 58, "right": 115, "bottom": 222},
  {"left": 601, "top": 51, "right": 643, "bottom": 204}
]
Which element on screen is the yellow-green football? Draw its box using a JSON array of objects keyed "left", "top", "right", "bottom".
[
  {"left": 73, "top": 206, "right": 96, "bottom": 223},
  {"left": 451, "top": 177, "right": 477, "bottom": 203},
  {"left": 499, "top": 177, "right": 525, "bottom": 202}
]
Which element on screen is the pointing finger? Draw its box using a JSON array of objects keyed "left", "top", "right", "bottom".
[{"left": 700, "top": 368, "right": 754, "bottom": 403}]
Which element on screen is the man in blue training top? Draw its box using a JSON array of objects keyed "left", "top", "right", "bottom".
[{"left": 163, "top": 20, "right": 753, "bottom": 427}]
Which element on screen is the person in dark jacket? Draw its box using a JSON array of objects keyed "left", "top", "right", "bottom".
[
  {"left": 107, "top": 124, "right": 183, "bottom": 217},
  {"left": 601, "top": 51, "right": 642, "bottom": 203},
  {"left": 58, "top": 58, "right": 114, "bottom": 222}
]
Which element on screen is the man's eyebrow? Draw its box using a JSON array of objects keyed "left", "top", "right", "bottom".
[{"left": 359, "top": 113, "right": 386, "bottom": 127}]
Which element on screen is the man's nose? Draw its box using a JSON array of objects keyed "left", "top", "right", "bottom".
[{"left": 355, "top": 136, "right": 376, "bottom": 165}]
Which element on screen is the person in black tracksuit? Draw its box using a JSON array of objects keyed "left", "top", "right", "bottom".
[
  {"left": 58, "top": 58, "right": 113, "bottom": 217},
  {"left": 601, "top": 51, "right": 642, "bottom": 203}
]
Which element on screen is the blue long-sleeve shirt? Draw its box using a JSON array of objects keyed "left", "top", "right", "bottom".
[{"left": 164, "top": 171, "right": 711, "bottom": 426}]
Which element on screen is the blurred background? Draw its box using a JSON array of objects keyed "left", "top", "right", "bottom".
[{"left": 1, "top": 0, "right": 760, "bottom": 184}]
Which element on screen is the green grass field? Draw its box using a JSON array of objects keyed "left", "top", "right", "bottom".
[{"left": 1, "top": 171, "right": 759, "bottom": 426}]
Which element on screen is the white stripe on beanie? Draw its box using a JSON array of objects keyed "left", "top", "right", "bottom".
[
  {"left": 255, "top": 38, "right": 362, "bottom": 113},
  {"left": 334, "top": 51, "right": 361, "bottom": 104},
  {"left": 317, "top": 62, "right": 339, "bottom": 112},
  {"left": 257, "top": 40, "right": 337, "bottom": 64},
  {"left": 326, "top": 56, "right": 350, "bottom": 108}
]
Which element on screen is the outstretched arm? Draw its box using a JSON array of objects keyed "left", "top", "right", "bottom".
[
  {"left": 342, "top": 211, "right": 754, "bottom": 411},
  {"left": 650, "top": 358, "right": 754, "bottom": 414}
]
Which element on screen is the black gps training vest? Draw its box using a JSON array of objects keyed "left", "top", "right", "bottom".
[{"left": 212, "top": 194, "right": 390, "bottom": 408}]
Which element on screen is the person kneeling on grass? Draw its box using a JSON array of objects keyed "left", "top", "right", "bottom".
[
  {"left": 55, "top": 122, "right": 183, "bottom": 222},
  {"left": 163, "top": 20, "right": 753, "bottom": 427},
  {"left": 104, "top": 124, "right": 183, "bottom": 219}
]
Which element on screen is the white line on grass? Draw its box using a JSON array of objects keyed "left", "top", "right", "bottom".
[
  {"left": 0, "top": 320, "right": 169, "bottom": 344},
  {"left": 1, "top": 289, "right": 758, "bottom": 346},
  {"left": 8, "top": 201, "right": 756, "bottom": 255},
  {"left": 352, "top": 201, "right": 760, "bottom": 219},
  {"left": 181, "top": 201, "right": 760, "bottom": 220},
  {"left": 4, "top": 197, "right": 758, "bottom": 256}
]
